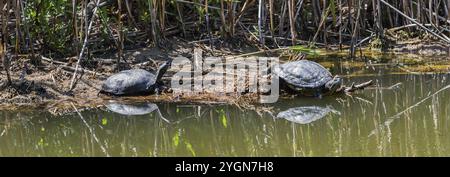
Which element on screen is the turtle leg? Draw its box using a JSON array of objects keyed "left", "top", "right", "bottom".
[
  {"left": 155, "top": 85, "right": 170, "bottom": 95},
  {"left": 154, "top": 87, "right": 161, "bottom": 95}
]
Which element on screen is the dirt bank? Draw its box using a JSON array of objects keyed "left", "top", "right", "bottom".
[
  {"left": 0, "top": 37, "right": 265, "bottom": 114},
  {"left": 1, "top": 37, "right": 449, "bottom": 114}
]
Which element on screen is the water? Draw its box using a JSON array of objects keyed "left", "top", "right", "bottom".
[{"left": 1, "top": 56, "right": 450, "bottom": 156}]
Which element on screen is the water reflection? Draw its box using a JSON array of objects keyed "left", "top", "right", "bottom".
[
  {"left": 106, "top": 102, "right": 159, "bottom": 116},
  {"left": 276, "top": 106, "right": 340, "bottom": 124},
  {"left": 1, "top": 57, "right": 450, "bottom": 156},
  {"left": 105, "top": 101, "right": 172, "bottom": 124}
]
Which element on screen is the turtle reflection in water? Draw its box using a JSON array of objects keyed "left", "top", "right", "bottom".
[
  {"left": 276, "top": 106, "right": 340, "bottom": 124},
  {"left": 105, "top": 102, "right": 170, "bottom": 123}
]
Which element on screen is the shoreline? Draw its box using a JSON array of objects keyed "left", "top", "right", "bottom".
[{"left": 1, "top": 38, "right": 450, "bottom": 114}]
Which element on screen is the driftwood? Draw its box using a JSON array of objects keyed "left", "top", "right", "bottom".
[{"left": 342, "top": 80, "right": 374, "bottom": 93}]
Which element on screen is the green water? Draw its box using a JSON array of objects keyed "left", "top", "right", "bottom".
[{"left": 1, "top": 56, "right": 450, "bottom": 156}]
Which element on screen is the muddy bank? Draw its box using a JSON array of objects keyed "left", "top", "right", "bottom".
[
  {"left": 1, "top": 37, "right": 450, "bottom": 114},
  {"left": 0, "top": 38, "right": 267, "bottom": 114}
]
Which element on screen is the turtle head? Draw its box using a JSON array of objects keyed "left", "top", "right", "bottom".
[
  {"left": 155, "top": 60, "right": 172, "bottom": 82},
  {"left": 325, "top": 75, "right": 342, "bottom": 93}
]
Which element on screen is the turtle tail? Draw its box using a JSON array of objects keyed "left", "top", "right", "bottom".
[{"left": 155, "top": 60, "right": 172, "bottom": 82}]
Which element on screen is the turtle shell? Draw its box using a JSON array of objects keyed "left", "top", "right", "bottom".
[
  {"left": 106, "top": 102, "right": 159, "bottom": 116},
  {"left": 276, "top": 106, "right": 339, "bottom": 124},
  {"left": 273, "top": 60, "right": 333, "bottom": 93},
  {"left": 101, "top": 69, "right": 157, "bottom": 95}
]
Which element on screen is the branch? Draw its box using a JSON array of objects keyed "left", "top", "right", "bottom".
[
  {"left": 369, "top": 84, "right": 450, "bottom": 137},
  {"left": 344, "top": 80, "right": 374, "bottom": 93},
  {"left": 40, "top": 56, "right": 106, "bottom": 77},
  {"left": 380, "top": 0, "right": 450, "bottom": 44},
  {"left": 69, "top": 0, "right": 102, "bottom": 91},
  {"left": 71, "top": 102, "right": 110, "bottom": 157}
]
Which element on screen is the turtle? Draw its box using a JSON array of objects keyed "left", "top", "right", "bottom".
[
  {"left": 276, "top": 105, "right": 340, "bottom": 124},
  {"left": 105, "top": 102, "right": 159, "bottom": 116},
  {"left": 100, "top": 60, "right": 171, "bottom": 95},
  {"left": 105, "top": 101, "right": 170, "bottom": 123},
  {"left": 272, "top": 60, "right": 342, "bottom": 97}
]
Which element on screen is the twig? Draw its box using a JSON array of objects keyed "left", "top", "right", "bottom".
[
  {"left": 380, "top": 0, "right": 450, "bottom": 44},
  {"left": 175, "top": 0, "right": 222, "bottom": 11},
  {"left": 204, "top": 0, "right": 213, "bottom": 50},
  {"left": 40, "top": 56, "right": 106, "bottom": 76},
  {"left": 368, "top": 84, "right": 450, "bottom": 137},
  {"left": 354, "top": 96, "right": 373, "bottom": 105},
  {"left": 344, "top": 80, "right": 374, "bottom": 93},
  {"left": 69, "top": 0, "right": 102, "bottom": 91},
  {"left": 187, "top": 37, "right": 219, "bottom": 44},
  {"left": 287, "top": 0, "right": 296, "bottom": 45},
  {"left": 71, "top": 102, "right": 110, "bottom": 157},
  {"left": 411, "top": 1, "right": 450, "bottom": 25},
  {"left": 229, "top": 47, "right": 289, "bottom": 58},
  {"left": 387, "top": 23, "right": 431, "bottom": 32},
  {"left": 240, "top": 22, "right": 270, "bottom": 50},
  {"left": 349, "top": 0, "right": 362, "bottom": 58},
  {"left": 355, "top": 33, "right": 375, "bottom": 47},
  {"left": 396, "top": 65, "right": 422, "bottom": 75},
  {"left": 124, "top": 0, "right": 138, "bottom": 28},
  {"left": 387, "top": 82, "right": 402, "bottom": 89},
  {"left": 257, "top": 0, "right": 265, "bottom": 45}
]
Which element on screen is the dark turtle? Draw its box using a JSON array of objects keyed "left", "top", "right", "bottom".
[
  {"left": 273, "top": 60, "right": 342, "bottom": 97},
  {"left": 105, "top": 102, "right": 170, "bottom": 122},
  {"left": 101, "top": 61, "right": 171, "bottom": 95},
  {"left": 276, "top": 105, "right": 340, "bottom": 124}
]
